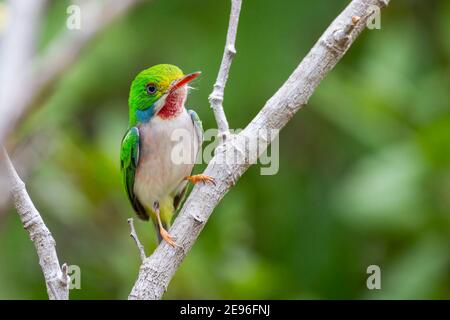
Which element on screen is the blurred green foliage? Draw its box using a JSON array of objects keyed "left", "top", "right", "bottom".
[{"left": 0, "top": 0, "right": 449, "bottom": 299}]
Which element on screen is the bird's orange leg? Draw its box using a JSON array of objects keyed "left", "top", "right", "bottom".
[
  {"left": 153, "top": 202, "right": 176, "bottom": 248},
  {"left": 184, "top": 174, "right": 216, "bottom": 185}
]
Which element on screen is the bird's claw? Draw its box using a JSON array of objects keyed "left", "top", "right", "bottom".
[
  {"left": 160, "top": 227, "right": 177, "bottom": 248},
  {"left": 185, "top": 174, "right": 216, "bottom": 186}
]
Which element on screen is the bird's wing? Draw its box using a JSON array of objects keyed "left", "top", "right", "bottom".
[
  {"left": 171, "top": 110, "right": 204, "bottom": 213},
  {"left": 188, "top": 109, "right": 203, "bottom": 147},
  {"left": 120, "top": 126, "right": 149, "bottom": 220}
]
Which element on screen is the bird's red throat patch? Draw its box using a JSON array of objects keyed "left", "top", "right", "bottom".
[{"left": 157, "top": 89, "right": 186, "bottom": 119}]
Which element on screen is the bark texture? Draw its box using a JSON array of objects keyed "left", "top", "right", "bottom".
[{"left": 2, "top": 148, "right": 69, "bottom": 300}]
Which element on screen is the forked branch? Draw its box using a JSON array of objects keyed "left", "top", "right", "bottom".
[{"left": 129, "top": 0, "right": 391, "bottom": 300}]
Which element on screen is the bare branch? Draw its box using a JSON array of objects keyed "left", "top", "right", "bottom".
[
  {"left": 0, "top": 0, "right": 144, "bottom": 147},
  {"left": 208, "top": 0, "right": 242, "bottom": 139},
  {"left": 1, "top": 147, "right": 69, "bottom": 300},
  {"left": 129, "top": 0, "right": 391, "bottom": 300},
  {"left": 128, "top": 218, "right": 147, "bottom": 263}
]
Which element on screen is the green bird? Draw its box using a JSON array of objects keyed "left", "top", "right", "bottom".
[{"left": 120, "top": 64, "right": 214, "bottom": 247}]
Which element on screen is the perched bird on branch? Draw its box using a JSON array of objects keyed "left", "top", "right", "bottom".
[{"left": 120, "top": 64, "right": 214, "bottom": 247}]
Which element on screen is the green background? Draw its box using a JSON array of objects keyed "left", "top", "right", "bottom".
[{"left": 0, "top": 0, "right": 449, "bottom": 299}]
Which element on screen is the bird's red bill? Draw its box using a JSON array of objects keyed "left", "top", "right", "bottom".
[{"left": 171, "top": 72, "right": 201, "bottom": 91}]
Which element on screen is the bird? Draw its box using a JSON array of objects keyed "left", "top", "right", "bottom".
[{"left": 120, "top": 64, "right": 214, "bottom": 247}]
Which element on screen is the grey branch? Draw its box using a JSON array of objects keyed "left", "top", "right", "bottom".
[
  {"left": 129, "top": 0, "right": 391, "bottom": 300},
  {"left": 208, "top": 0, "right": 242, "bottom": 139},
  {"left": 128, "top": 218, "right": 147, "bottom": 262},
  {"left": 0, "top": 0, "right": 144, "bottom": 147},
  {"left": 1, "top": 148, "right": 69, "bottom": 300}
]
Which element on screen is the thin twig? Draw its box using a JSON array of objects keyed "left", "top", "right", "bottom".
[
  {"left": 128, "top": 218, "right": 146, "bottom": 262},
  {"left": 208, "top": 0, "right": 242, "bottom": 140},
  {"left": 1, "top": 147, "right": 69, "bottom": 300},
  {"left": 129, "top": 0, "right": 391, "bottom": 300}
]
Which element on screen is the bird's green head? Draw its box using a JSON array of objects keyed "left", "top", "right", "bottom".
[{"left": 128, "top": 64, "right": 200, "bottom": 125}]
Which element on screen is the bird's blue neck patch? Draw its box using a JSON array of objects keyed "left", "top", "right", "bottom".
[{"left": 136, "top": 105, "right": 155, "bottom": 123}]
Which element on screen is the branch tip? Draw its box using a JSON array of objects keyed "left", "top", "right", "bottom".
[
  {"left": 209, "top": 0, "right": 242, "bottom": 136},
  {"left": 60, "top": 263, "right": 70, "bottom": 286},
  {"left": 3, "top": 146, "right": 69, "bottom": 299},
  {"left": 128, "top": 218, "right": 146, "bottom": 262}
]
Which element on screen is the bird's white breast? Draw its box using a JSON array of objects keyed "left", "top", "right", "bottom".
[{"left": 134, "top": 109, "right": 198, "bottom": 210}]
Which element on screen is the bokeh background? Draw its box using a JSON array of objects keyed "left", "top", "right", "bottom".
[{"left": 0, "top": 0, "right": 449, "bottom": 299}]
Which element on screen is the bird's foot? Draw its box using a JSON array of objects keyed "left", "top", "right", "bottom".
[
  {"left": 159, "top": 227, "right": 177, "bottom": 248},
  {"left": 185, "top": 174, "right": 216, "bottom": 185}
]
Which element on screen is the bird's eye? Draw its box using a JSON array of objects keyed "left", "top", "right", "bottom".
[{"left": 146, "top": 83, "right": 157, "bottom": 95}]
